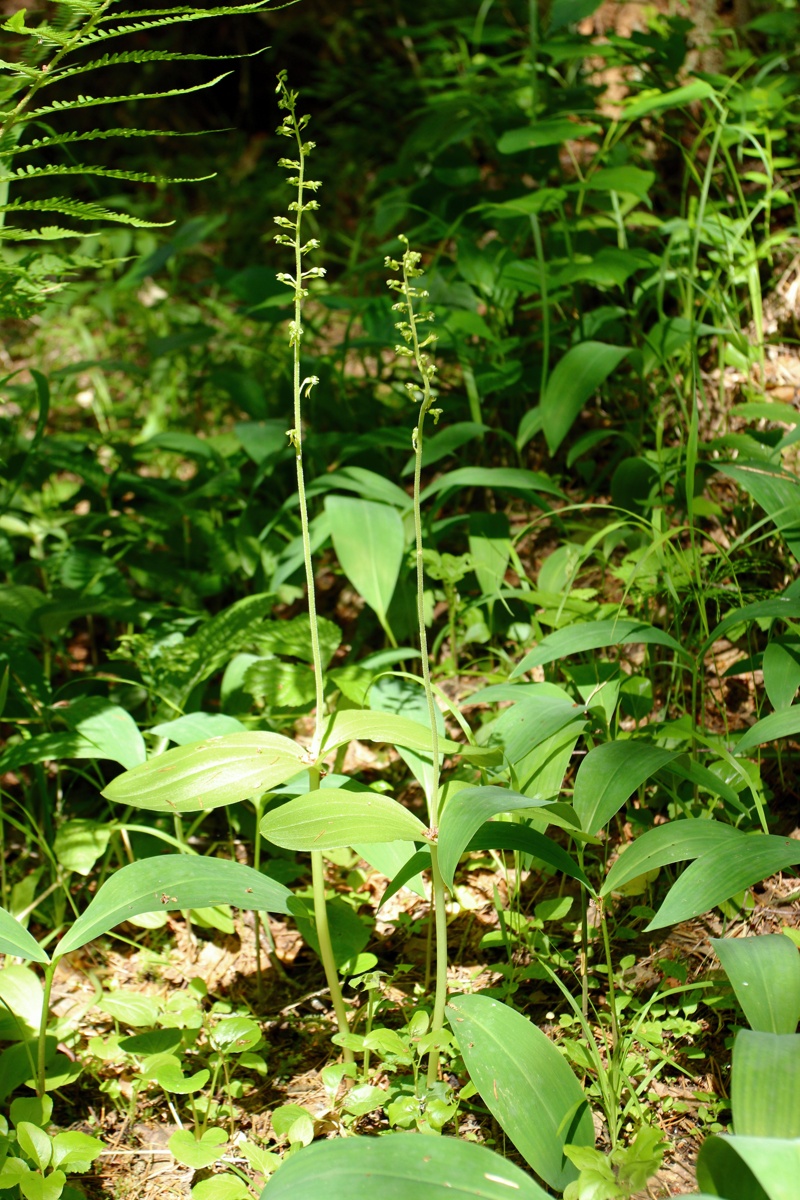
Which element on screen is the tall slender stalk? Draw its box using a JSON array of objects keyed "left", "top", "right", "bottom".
[
  {"left": 274, "top": 75, "right": 350, "bottom": 1060},
  {"left": 386, "top": 238, "right": 448, "bottom": 1085},
  {"left": 37, "top": 960, "right": 57, "bottom": 1098}
]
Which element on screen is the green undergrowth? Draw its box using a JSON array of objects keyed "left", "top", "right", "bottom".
[{"left": 1, "top": 3, "right": 800, "bottom": 1200}]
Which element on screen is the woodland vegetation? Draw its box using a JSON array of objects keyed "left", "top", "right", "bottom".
[{"left": 0, "top": 2, "right": 799, "bottom": 1199}]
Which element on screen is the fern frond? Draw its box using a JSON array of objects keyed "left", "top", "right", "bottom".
[
  {"left": 0, "top": 163, "right": 214, "bottom": 185},
  {"left": 1, "top": 197, "right": 171, "bottom": 227},
  {"left": 85, "top": 1, "right": 295, "bottom": 46},
  {"left": 6, "top": 73, "right": 232, "bottom": 127},
  {"left": 50, "top": 2, "right": 106, "bottom": 12},
  {"left": 5, "top": 127, "right": 206, "bottom": 158},
  {"left": 0, "top": 0, "right": 271, "bottom": 317},
  {"left": 98, "top": 1, "right": 282, "bottom": 20},
  {"left": 0, "top": 60, "right": 40, "bottom": 80},
  {"left": 42, "top": 47, "right": 264, "bottom": 88},
  {"left": 0, "top": 224, "right": 98, "bottom": 240},
  {"left": 1, "top": 10, "right": 84, "bottom": 48}
]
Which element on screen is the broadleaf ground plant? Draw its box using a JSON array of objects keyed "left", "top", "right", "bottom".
[{"left": 0, "top": 2, "right": 799, "bottom": 1198}]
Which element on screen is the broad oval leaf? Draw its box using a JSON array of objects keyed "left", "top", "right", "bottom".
[
  {"left": 419, "top": 467, "right": 563, "bottom": 503},
  {"left": 488, "top": 696, "right": 585, "bottom": 771},
  {"left": 696, "top": 1133, "right": 800, "bottom": 1200},
  {"left": 308, "top": 465, "right": 410, "bottom": 509},
  {"left": 169, "top": 1127, "right": 227, "bottom": 1170},
  {"left": 377, "top": 848, "right": 431, "bottom": 910},
  {"left": 701, "top": 597, "right": 800, "bottom": 657},
  {"left": 438, "top": 785, "right": 559, "bottom": 889},
  {"left": 326, "top": 495, "right": 404, "bottom": 634},
  {"left": 447, "top": 994, "right": 593, "bottom": 1191},
  {"left": 57, "top": 855, "right": 292, "bottom": 957},
  {"left": 511, "top": 618, "right": 687, "bottom": 676},
  {"left": 321, "top": 707, "right": 499, "bottom": 766},
  {"left": 466, "top": 822, "right": 590, "bottom": 890},
  {"left": 647, "top": 835, "right": 800, "bottom": 931},
  {"left": 581, "top": 165, "right": 655, "bottom": 200},
  {"left": 261, "top": 790, "right": 427, "bottom": 851},
  {"left": 623, "top": 80, "right": 715, "bottom": 120},
  {"left": 149, "top": 712, "right": 247, "bottom": 744},
  {"left": 0, "top": 908, "right": 49, "bottom": 963},
  {"left": 541, "top": 342, "right": 629, "bottom": 455},
  {"left": 763, "top": 637, "right": 800, "bottom": 711},
  {"left": 601, "top": 820, "right": 746, "bottom": 898},
  {"left": 736, "top": 707, "right": 800, "bottom": 755},
  {"left": 0, "top": 732, "right": 130, "bottom": 774},
  {"left": 712, "top": 934, "right": 800, "bottom": 1034},
  {"left": 62, "top": 697, "right": 146, "bottom": 769},
  {"left": 102, "top": 732, "right": 306, "bottom": 813},
  {"left": 96, "top": 991, "right": 159, "bottom": 1028},
  {"left": 260, "top": 1130, "right": 552, "bottom": 1200},
  {"left": 731, "top": 1031, "right": 800, "bottom": 1138},
  {"left": 54, "top": 819, "right": 111, "bottom": 877},
  {"left": 321, "top": 708, "right": 465, "bottom": 758},
  {"left": 0, "top": 966, "right": 44, "bottom": 1038},
  {"left": 573, "top": 741, "right": 680, "bottom": 835},
  {"left": 718, "top": 462, "right": 800, "bottom": 563},
  {"left": 498, "top": 118, "right": 602, "bottom": 154}
]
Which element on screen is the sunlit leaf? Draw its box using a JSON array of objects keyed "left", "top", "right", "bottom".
[
  {"left": 260, "top": 1131, "right": 552, "bottom": 1199},
  {"left": 419, "top": 467, "right": 562, "bottom": 503},
  {"left": 326, "top": 495, "right": 404, "bottom": 637},
  {"left": 466, "top": 823, "right": 590, "bottom": 888},
  {"left": 61, "top": 696, "right": 146, "bottom": 769},
  {"left": 0, "top": 908, "right": 49, "bottom": 963},
  {"left": 573, "top": 741, "right": 679, "bottom": 835},
  {"left": 647, "top": 835, "right": 800, "bottom": 931},
  {"left": 736, "top": 707, "right": 800, "bottom": 755},
  {"left": 438, "top": 785, "right": 561, "bottom": 889},
  {"left": 261, "top": 791, "right": 427, "bottom": 851},
  {"left": 696, "top": 1134, "right": 800, "bottom": 1200},
  {"left": 102, "top": 732, "right": 306, "bottom": 813},
  {"left": 601, "top": 820, "right": 746, "bottom": 898},
  {"left": 731, "top": 1031, "right": 800, "bottom": 1138},
  {"left": 541, "top": 343, "right": 629, "bottom": 455},
  {"left": 511, "top": 618, "right": 687, "bottom": 676},
  {"left": 712, "top": 934, "right": 800, "bottom": 1034},
  {"left": 623, "top": 81, "right": 715, "bottom": 121},
  {"left": 498, "top": 119, "right": 602, "bottom": 154},
  {"left": 447, "top": 995, "right": 593, "bottom": 1191},
  {"left": 58, "top": 856, "right": 291, "bottom": 956}
]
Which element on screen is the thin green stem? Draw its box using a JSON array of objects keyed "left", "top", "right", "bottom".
[
  {"left": 37, "top": 959, "right": 57, "bottom": 1098},
  {"left": 253, "top": 796, "right": 265, "bottom": 1006},
  {"left": 426, "top": 845, "right": 449, "bottom": 1087},
  {"left": 401, "top": 272, "right": 441, "bottom": 827},
  {"left": 311, "top": 846, "right": 353, "bottom": 1063},
  {"left": 285, "top": 105, "right": 326, "bottom": 761},
  {"left": 529, "top": 213, "right": 550, "bottom": 400},
  {"left": 276, "top": 76, "right": 348, "bottom": 1052},
  {"left": 578, "top": 850, "right": 589, "bottom": 1021},
  {"left": 598, "top": 898, "right": 621, "bottom": 1134},
  {"left": 388, "top": 238, "right": 448, "bottom": 1086}
]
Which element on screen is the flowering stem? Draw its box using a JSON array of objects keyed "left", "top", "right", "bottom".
[
  {"left": 274, "top": 74, "right": 349, "bottom": 1056},
  {"left": 386, "top": 237, "right": 448, "bottom": 1085}
]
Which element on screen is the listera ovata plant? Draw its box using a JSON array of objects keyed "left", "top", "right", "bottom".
[
  {"left": 271, "top": 88, "right": 452, "bottom": 1082},
  {"left": 386, "top": 239, "right": 449, "bottom": 1085},
  {"left": 272, "top": 72, "right": 352, "bottom": 1058}
]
